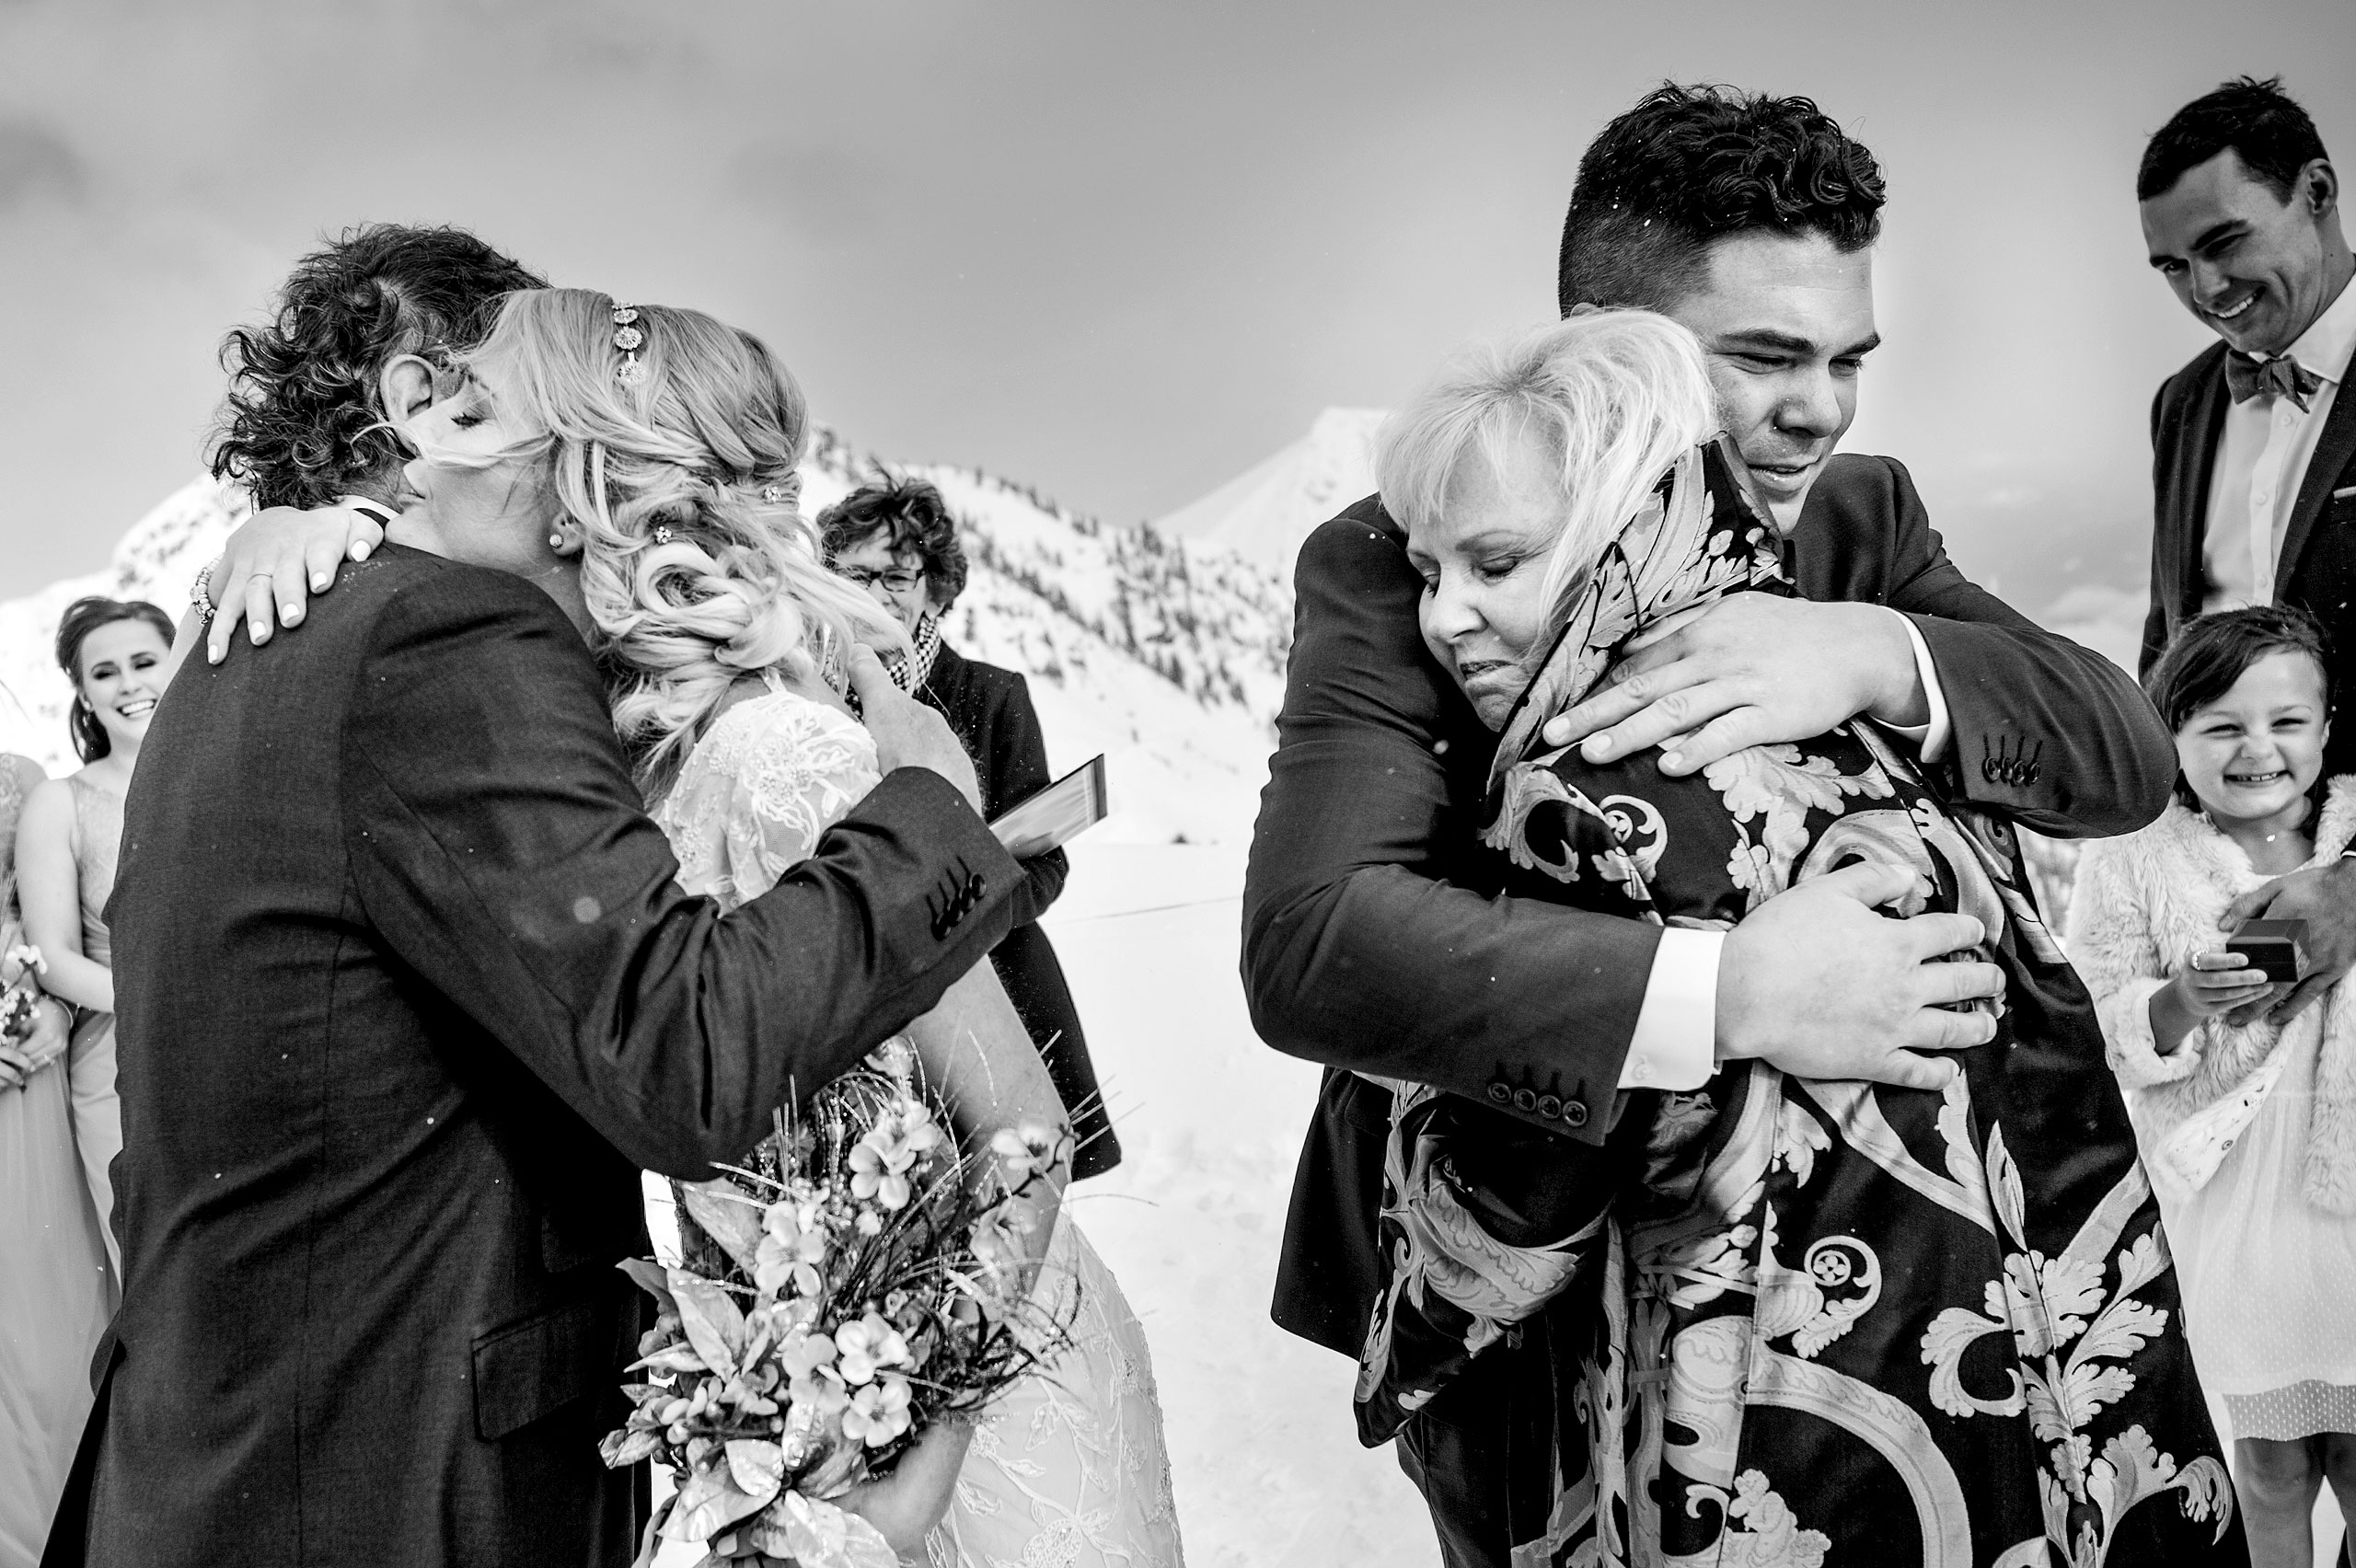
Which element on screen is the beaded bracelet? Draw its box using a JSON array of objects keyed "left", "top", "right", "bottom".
[{"left": 191, "top": 559, "right": 220, "bottom": 628}]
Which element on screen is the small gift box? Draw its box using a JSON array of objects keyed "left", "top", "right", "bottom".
[{"left": 2226, "top": 917, "right": 2304, "bottom": 984}]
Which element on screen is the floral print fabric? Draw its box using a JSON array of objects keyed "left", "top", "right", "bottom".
[{"left": 1355, "top": 444, "right": 2246, "bottom": 1566}]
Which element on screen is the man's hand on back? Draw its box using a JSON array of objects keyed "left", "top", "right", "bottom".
[
  {"left": 849, "top": 646, "right": 984, "bottom": 814},
  {"left": 2220, "top": 857, "right": 2356, "bottom": 1027},
  {"left": 1716, "top": 860, "right": 1999, "bottom": 1090},
  {"left": 1542, "top": 595, "right": 1926, "bottom": 776}
]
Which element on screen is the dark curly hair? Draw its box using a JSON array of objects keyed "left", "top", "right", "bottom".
[
  {"left": 56, "top": 595, "right": 177, "bottom": 763},
  {"left": 2144, "top": 604, "right": 2335, "bottom": 812},
  {"left": 817, "top": 472, "right": 968, "bottom": 611},
  {"left": 1557, "top": 83, "right": 1888, "bottom": 316},
  {"left": 2138, "top": 75, "right": 2328, "bottom": 203},
  {"left": 208, "top": 224, "right": 546, "bottom": 510}
]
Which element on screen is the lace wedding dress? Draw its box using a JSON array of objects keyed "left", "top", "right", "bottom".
[{"left": 652, "top": 686, "right": 1185, "bottom": 1568}]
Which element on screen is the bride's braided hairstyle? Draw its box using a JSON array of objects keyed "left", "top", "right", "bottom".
[{"left": 457, "top": 289, "right": 901, "bottom": 791}]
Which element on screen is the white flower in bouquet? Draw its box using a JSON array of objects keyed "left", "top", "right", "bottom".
[
  {"left": 848, "top": 1104, "right": 943, "bottom": 1210},
  {"left": 756, "top": 1199, "right": 828, "bottom": 1298},
  {"left": 601, "top": 1042, "right": 1073, "bottom": 1568}
]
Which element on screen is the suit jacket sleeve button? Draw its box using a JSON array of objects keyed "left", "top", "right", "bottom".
[
  {"left": 1486, "top": 1082, "right": 1512, "bottom": 1104},
  {"left": 1512, "top": 1088, "right": 1537, "bottom": 1112},
  {"left": 1561, "top": 1100, "right": 1590, "bottom": 1128},
  {"left": 1536, "top": 1094, "right": 1563, "bottom": 1118},
  {"left": 966, "top": 871, "right": 986, "bottom": 896}
]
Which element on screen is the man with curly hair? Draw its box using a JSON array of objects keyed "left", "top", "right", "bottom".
[
  {"left": 185, "top": 225, "right": 547, "bottom": 651},
  {"left": 212, "top": 224, "right": 549, "bottom": 512},
  {"left": 1247, "top": 84, "right": 2181, "bottom": 1564},
  {"left": 44, "top": 228, "right": 1028, "bottom": 1566}
]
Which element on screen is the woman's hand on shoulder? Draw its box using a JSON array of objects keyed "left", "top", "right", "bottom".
[{"left": 204, "top": 503, "right": 387, "bottom": 666}]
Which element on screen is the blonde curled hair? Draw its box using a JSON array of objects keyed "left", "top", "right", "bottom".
[
  {"left": 1375, "top": 309, "right": 1715, "bottom": 617},
  {"left": 445, "top": 288, "right": 903, "bottom": 791}
]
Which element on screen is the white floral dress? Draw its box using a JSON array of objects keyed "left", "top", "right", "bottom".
[{"left": 653, "top": 687, "right": 1185, "bottom": 1568}]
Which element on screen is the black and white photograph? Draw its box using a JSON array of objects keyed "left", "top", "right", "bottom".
[{"left": 2, "top": 3, "right": 2355, "bottom": 1564}]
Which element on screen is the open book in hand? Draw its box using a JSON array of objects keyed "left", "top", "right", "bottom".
[{"left": 988, "top": 755, "right": 1109, "bottom": 860}]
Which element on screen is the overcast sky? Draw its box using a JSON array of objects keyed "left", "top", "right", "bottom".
[{"left": 1, "top": 0, "right": 2350, "bottom": 608}]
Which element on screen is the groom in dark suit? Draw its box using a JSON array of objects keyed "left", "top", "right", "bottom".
[
  {"left": 2141, "top": 75, "right": 2356, "bottom": 1030},
  {"left": 46, "top": 227, "right": 1021, "bottom": 1568},
  {"left": 1245, "top": 85, "right": 2178, "bottom": 1566}
]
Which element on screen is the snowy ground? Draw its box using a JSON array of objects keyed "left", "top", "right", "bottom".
[{"left": 1032, "top": 844, "right": 1436, "bottom": 1567}]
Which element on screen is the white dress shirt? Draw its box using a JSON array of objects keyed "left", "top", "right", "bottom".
[
  {"left": 2200, "top": 274, "right": 2356, "bottom": 615},
  {"left": 1616, "top": 612, "right": 1950, "bottom": 1090}
]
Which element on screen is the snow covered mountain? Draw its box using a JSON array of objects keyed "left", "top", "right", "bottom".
[
  {"left": 0, "top": 434, "right": 1300, "bottom": 845},
  {"left": 1151, "top": 407, "right": 1385, "bottom": 577}
]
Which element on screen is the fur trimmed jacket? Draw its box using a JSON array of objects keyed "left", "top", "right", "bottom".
[{"left": 2070, "top": 777, "right": 2356, "bottom": 1214}]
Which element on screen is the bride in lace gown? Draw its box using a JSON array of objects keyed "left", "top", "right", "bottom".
[
  {"left": 255, "top": 287, "right": 1184, "bottom": 1565},
  {"left": 655, "top": 680, "right": 1182, "bottom": 1567}
]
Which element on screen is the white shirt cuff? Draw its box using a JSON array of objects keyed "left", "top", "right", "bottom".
[
  {"left": 333, "top": 493, "right": 398, "bottom": 527},
  {"left": 1620, "top": 928, "right": 1722, "bottom": 1091},
  {"left": 1880, "top": 610, "right": 1951, "bottom": 764}
]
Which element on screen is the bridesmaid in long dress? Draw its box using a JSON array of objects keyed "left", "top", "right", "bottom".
[
  {"left": 0, "top": 747, "right": 109, "bottom": 1568},
  {"left": 17, "top": 595, "right": 175, "bottom": 1284}
]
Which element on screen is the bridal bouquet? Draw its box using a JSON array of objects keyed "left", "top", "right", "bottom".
[{"left": 604, "top": 1040, "right": 1071, "bottom": 1567}]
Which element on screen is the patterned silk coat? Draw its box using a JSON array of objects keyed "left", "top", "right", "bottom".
[{"left": 1353, "top": 443, "right": 2246, "bottom": 1568}]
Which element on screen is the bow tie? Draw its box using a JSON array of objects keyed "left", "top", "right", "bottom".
[{"left": 2225, "top": 351, "right": 2323, "bottom": 411}]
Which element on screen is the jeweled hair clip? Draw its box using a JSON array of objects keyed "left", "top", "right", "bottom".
[{"left": 612, "top": 304, "right": 646, "bottom": 386}]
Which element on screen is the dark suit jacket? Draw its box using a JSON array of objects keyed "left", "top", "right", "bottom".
[
  {"left": 919, "top": 640, "right": 1119, "bottom": 1179},
  {"left": 2142, "top": 340, "right": 2356, "bottom": 776},
  {"left": 1248, "top": 453, "right": 2177, "bottom": 1353},
  {"left": 50, "top": 548, "right": 1020, "bottom": 1568}
]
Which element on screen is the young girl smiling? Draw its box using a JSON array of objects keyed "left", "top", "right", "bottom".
[{"left": 2074, "top": 605, "right": 2356, "bottom": 1566}]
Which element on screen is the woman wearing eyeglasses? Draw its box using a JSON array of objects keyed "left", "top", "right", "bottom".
[{"left": 822, "top": 475, "right": 1120, "bottom": 1181}]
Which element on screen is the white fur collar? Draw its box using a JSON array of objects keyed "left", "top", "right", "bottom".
[{"left": 2142, "top": 776, "right": 2356, "bottom": 891}]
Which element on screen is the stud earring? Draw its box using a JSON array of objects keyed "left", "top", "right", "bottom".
[{"left": 549, "top": 532, "right": 565, "bottom": 551}]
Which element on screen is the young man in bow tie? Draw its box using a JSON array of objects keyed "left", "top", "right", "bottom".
[{"left": 2142, "top": 76, "right": 2356, "bottom": 1028}]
